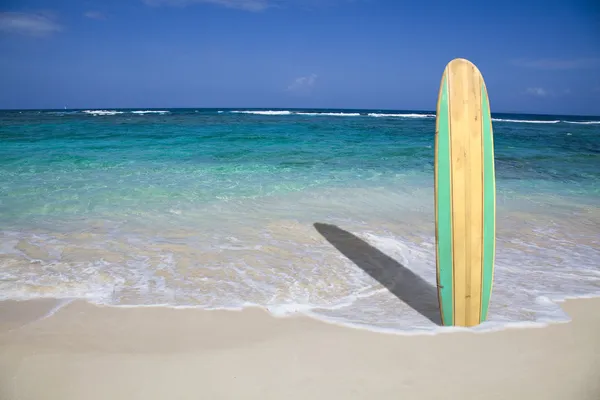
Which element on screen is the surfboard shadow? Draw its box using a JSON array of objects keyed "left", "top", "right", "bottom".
[{"left": 313, "top": 223, "right": 442, "bottom": 326}]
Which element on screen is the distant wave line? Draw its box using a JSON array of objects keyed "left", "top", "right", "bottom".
[
  {"left": 563, "top": 121, "right": 600, "bottom": 125},
  {"left": 491, "top": 118, "right": 560, "bottom": 124},
  {"left": 367, "top": 113, "right": 434, "bottom": 118},
  {"left": 231, "top": 110, "right": 433, "bottom": 118},
  {"left": 71, "top": 109, "right": 600, "bottom": 124},
  {"left": 82, "top": 110, "right": 170, "bottom": 116}
]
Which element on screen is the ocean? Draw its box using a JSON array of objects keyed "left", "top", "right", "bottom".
[{"left": 1, "top": 108, "right": 599, "bottom": 334}]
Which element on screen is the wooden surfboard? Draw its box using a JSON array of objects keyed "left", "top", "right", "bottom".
[{"left": 434, "top": 58, "right": 496, "bottom": 327}]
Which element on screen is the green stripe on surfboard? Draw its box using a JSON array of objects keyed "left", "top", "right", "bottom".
[
  {"left": 436, "top": 74, "right": 454, "bottom": 326},
  {"left": 480, "top": 83, "right": 496, "bottom": 322}
]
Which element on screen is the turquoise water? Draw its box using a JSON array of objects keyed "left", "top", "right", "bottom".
[{"left": 1, "top": 108, "right": 599, "bottom": 333}]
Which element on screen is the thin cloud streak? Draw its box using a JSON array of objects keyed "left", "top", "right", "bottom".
[
  {"left": 0, "top": 12, "right": 63, "bottom": 36},
  {"left": 287, "top": 73, "right": 318, "bottom": 94},
  {"left": 525, "top": 87, "right": 548, "bottom": 97},
  {"left": 84, "top": 11, "right": 107, "bottom": 20},
  {"left": 142, "top": 0, "right": 273, "bottom": 11}
]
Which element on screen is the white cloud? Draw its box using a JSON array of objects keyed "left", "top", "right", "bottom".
[
  {"left": 511, "top": 57, "right": 600, "bottom": 70},
  {"left": 84, "top": 11, "right": 106, "bottom": 20},
  {"left": 142, "top": 0, "right": 272, "bottom": 11},
  {"left": 525, "top": 87, "right": 548, "bottom": 97},
  {"left": 287, "top": 73, "right": 318, "bottom": 93},
  {"left": 0, "top": 12, "right": 62, "bottom": 36}
]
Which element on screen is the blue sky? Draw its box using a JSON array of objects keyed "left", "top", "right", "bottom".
[{"left": 1, "top": 0, "right": 599, "bottom": 115}]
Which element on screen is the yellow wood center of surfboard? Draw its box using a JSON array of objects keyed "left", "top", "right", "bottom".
[{"left": 446, "top": 59, "right": 484, "bottom": 326}]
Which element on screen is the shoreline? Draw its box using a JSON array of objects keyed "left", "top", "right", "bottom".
[
  {"left": 3, "top": 209, "right": 598, "bottom": 335},
  {"left": 3, "top": 291, "right": 600, "bottom": 337},
  {"left": 1, "top": 297, "right": 599, "bottom": 399}
]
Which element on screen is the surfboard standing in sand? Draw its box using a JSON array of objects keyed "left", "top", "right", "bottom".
[{"left": 434, "top": 58, "right": 497, "bottom": 327}]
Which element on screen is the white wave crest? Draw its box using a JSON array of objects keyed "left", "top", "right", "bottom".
[
  {"left": 231, "top": 110, "right": 292, "bottom": 115},
  {"left": 131, "top": 110, "right": 170, "bottom": 115},
  {"left": 296, "top": 112, "right": 361, "bottom": 117},
  {"left": 564, "top": 121, "right": 600, "bottom": 125},
  {"left": 368, "top": 113, "right": 434, "bottom": 118},
  {"left": 492, "top": 118, "right": 560, "bottom": 124},
  {"left": 230, "top": 110, "right": 362, "bottom": 117},
  {"left": 82, "top": 110, "right": 124, "bottom": 116}
]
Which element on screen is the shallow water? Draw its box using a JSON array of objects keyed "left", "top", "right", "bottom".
[{"left": 1, "top": 108, "right": 599, "bottom": 333}]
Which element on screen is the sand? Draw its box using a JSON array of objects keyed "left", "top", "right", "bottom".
[{"left": 1, "top": 298, "right": 599, "bottom": 400}]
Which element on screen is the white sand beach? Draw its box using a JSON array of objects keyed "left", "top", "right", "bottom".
[{"left": 1, "top": 297, "right": 599, "bottom": 400}]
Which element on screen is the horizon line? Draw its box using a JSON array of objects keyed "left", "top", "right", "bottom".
[{"left": 0, "top": 106, "right": 599, "bottom": 118}]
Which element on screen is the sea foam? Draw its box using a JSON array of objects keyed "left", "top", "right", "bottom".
[
  {"left": 131, "top": 110, "right": 170, "bottom": 115},
  {"left": 368, "top": 113, "right": 434, "bottom": 118},
  {"left": 82, "top": 110, "right": 124, "bottom": 116},
  {"left": 492, "top": 118, "right": 560, "bottom": 124},
  {"left": 564, "top": 121, "right": 600, "bottom": 125}
]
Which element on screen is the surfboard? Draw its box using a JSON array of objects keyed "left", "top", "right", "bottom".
[{"left": 434, "top": 58, "right": 496, "bottom": 327}]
